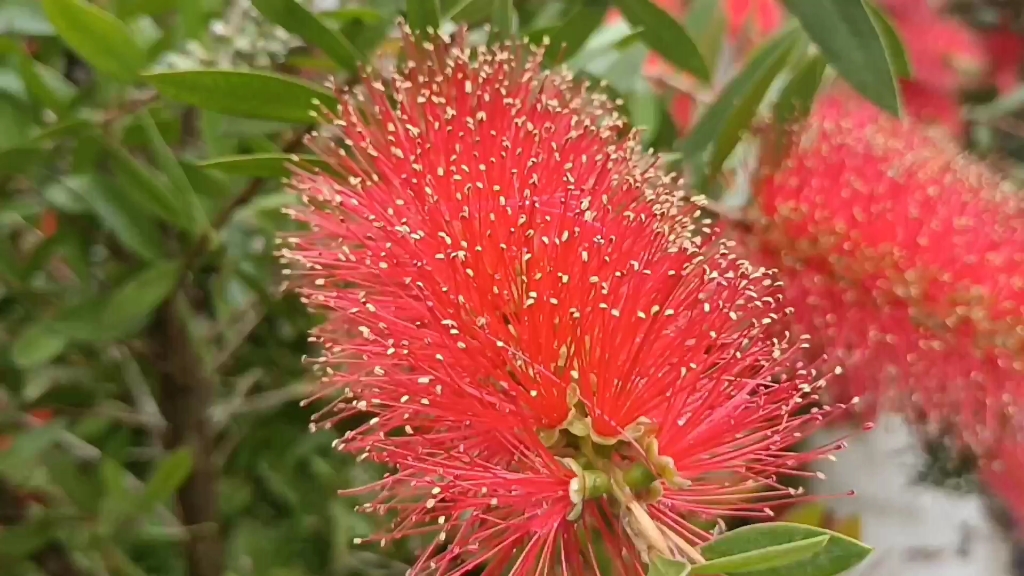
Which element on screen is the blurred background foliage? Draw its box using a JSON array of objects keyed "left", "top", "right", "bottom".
[{"left": 0, "top": 0, "right": 1021, "bottom": 575}]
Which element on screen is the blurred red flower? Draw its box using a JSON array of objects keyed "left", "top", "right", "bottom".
[{"left": 746, "top": 89, "right": 1024, "bottom": 458}]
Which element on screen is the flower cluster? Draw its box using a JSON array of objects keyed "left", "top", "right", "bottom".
[
  {"left": 744, "top": 88, "right": 1024, "bottom": 500},
  {"left": 282, "top": 28, "right": 845, "bottom": 575}
]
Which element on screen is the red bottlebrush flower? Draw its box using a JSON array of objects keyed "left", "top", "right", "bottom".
[
  {"left": 898, "top": 79, "right": 966, "bottom": 136},
  {"left": 982, "top": 27, "right": 1024, "bottom": 93},
  {"left": 724, "top": 0, "right": 784, "bottom": 41},
  {"left": 881, "top": 0, "right": 987, "bottom": 92},
  {"left": 877, "top": 0, "right": 987, "bottom": 134},
  {"left": 746, "top": 89, "right": 1024, "bottom": 455},
  {"left": 283, "top": 28, "right": 845, "bottom": 575}
]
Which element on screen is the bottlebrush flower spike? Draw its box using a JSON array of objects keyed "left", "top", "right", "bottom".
[
  {"left": 747, "top": 89, "right": 1024, "bottom": 457},
  {"left": 281, "top": 27, "right": 846, "bottom": 575}
]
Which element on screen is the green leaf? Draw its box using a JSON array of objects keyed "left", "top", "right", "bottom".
[
  {"left": 115, "top": 0, "right": 178, "bottom": 18},
  {"left": 196, "top": 153, "right": 327, "bottom": 178},
  {"left": 64, "top": 173, "right": 164, "bottom": 261},
  {"left": 773, "top": 53, "right": 827, "bottom": 126},
  {"left": 44, "top": 450, "right": 103, "bottom": 515},
  {"left": 681, "top": 28, "right": 799, "bottom": 182},
  {"left": 690, "top": 535, "right": 829, "bottom": 574},
  {"left": 98, "top": 458, "right": 135, "bottom": 534},
  {"left": 647, "top": 556, "right": 691, "bottom": 576},
  {"left": 699, "top": 522, "right": 872, "bottom": 576},
  {"left": 252, "top": 0, "right": 363, "bottom": 72},
  {"left": 0, "top": 145, "right": 45, "bottom": 177},
  {"left": 611, "top": 0, "right": 709, "bottom": 81},
  {"left": 41, "top": 0, "right": 146, "bottom": 83},
  {"left": 0, "top": 425, "right": 64, "bottom": 477},
  {"left": 628, "top": 87, "right": 663, "bottom": 145},
  {"left": 491, "top": 0, "right": 516, "bottom": 39},
  {"left": 32, "top": 118, "right": 90, "bottom": 143},
  {"left": 865, "top": 2, "right": 910, "bottom": 80},
  {"left": 0, "top": 521, "right": 51, "bottom": 560},
  {"left": 102, "top": 261, "right": 180, "bottom": 338},
  {"left": 11, "top": 322, "right": 68, "bottom": 369},
  {"left": 0, "top": 0, "right": 56, "bottom": 35},
  {"left": 138, "top": 111, "right": 209, "bottom": 234},
  {"left": 135, "top": 448, "right": 194, "bottom": 518},
  {"left": 539, "top": 0, "right": 610, "bottom": 64},
  {"left": 19, "top": 57, "right": 77, "bottom": 114},
  {"left": 683, "top": 0, "right": 725, "bottom": 71},
  {"left": 406, "top": 0, "right": 441, "bottom": 34},
  {"left": 143, "top": 70, "right": 332, "bottom": 124},
  {"left": 781, "top": 0, "right": 901, "bottom": 116},
  {"left": 102, "top": 141, "right": 184, "bottom": 228},
  {"left": 51, "top": 298, "right": 111, "bottom": 341}
]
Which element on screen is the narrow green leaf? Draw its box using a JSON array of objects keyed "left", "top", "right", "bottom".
[
  {"left": 98, "top": 458, "right": 134, "bottom": 535},
  {"left": 773, "top": 53, "right": 827, "bottom": 126},
  {"left": 699, "top": 522, "right": 872, "bottom": 576},
  {"left": 683, "top": 0, "right": 725, "bottom": 71},
  {"left": 102, "top": 142, "right": 183, "bottom": 227},
  {"left": 611, "top": 0, "right": 709, "bottom": 81},
  {"left": 0, "top": 0, "right": 56, "bottom": 36},
  {"left": 252, "top": 0, "right": 362, "bottom": 72},
  {"left": 135, "top": 448, "right": 194, "bottom": 517},
  {"left": 196, "top": 153, "right": 327, "bottom": 178},
  {"left": 628, "top": 87, "right": 663, "bottom": 145},
  {"left": 491, "top": 0, "right": 516, "bottom": 39},
  {"left": 407, "top": 0, "right": 441, "bottom": 34},
  {"left": 0, "top": 425, "right": 64, "bottom": 476},
  {"left": 41, "top": 177, "right": 90, "bottom": 214},
  {"left": 11, "top": 322, "right": 68, "bottom": 369},
  {"left": 43, "top": 452, "right": 102, "bottom": 515},
  {"left": 681, "top": 29, "right": 799, "bottom": 179},
  {"left": 690, "top": 535, "right": 829, "bottom": 575},
  {"left": 706, "top": 31, "right": 799, "bottom": 178},
  {"left": 143, "top": 70, "right": 332, "bottom": 124},
  {"left": 781, "top": 0, "right": 901, "bottom": 116},
  {"left": 647, "top": 556, "right": 691, "bottom": 576},
  {"left": 538, "top": 0, "right": 610, "bottom": 64},
  {"left": 319, "top": 8, "right": 389, "bottom": 58},
  {"left": 63, "top": 173, "right": 164, "bottom": 261},
  {"left": 865, "top": 2, "right": 911, "bottom": 80},
  {"left": 19, "top": 57, "right": 77, "bottom": 114},
  {"left": 138, "top": 111, "right": 209, "bottom": 234},
  {"left": 52, "top": 298, "right": 114, "bottom": 342},
  {"left": 102, "top": 261, "right": 180, "bottom": 338},
  {"left": 0, "top": 145, "right": 45, "bottom": 176},
  {"left": 115, "top": 0, "right": 177, "bottom": 18},
  {"left": 32, "top": 118, "right": 90, "bottom": 143},
  {"left": 0, "top": 521, "right": 51, "bottom": 560},
  {"left": 41, "top": 0, "right": 145, "bottom": 82}
]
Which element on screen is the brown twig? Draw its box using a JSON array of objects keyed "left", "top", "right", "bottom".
[
  {"left": 100, "top": 91, "right": 160, "bottom": 127},
  {"left": 151, "top": 123, "right": 310, "bottom": 576},
  {"left": 151, "top": 294, "right": 223, "bottom": 576}
]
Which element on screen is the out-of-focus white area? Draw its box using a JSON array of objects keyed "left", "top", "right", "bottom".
[
  {"left": 809, "top": 414, "right": 1014, "bottom": 576},
  {"left": 309, "top": 0, "right": 342, "bottom": 10}
]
